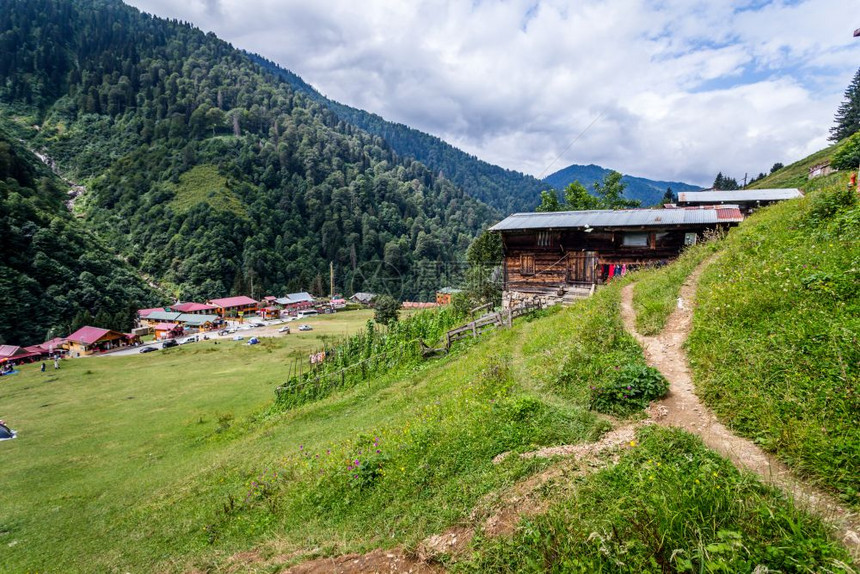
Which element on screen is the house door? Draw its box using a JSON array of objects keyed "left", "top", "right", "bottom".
[{"left": 567, "top": 252, "right": 598, "bottom": 283}]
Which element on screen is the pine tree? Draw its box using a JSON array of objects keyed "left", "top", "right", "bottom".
[{"left": 830, "top": 67, "right": 860, "bottom": 142}]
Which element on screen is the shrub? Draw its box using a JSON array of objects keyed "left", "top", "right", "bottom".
[{"left": 589, "top": 363, "right": 668, "bottom": 415}]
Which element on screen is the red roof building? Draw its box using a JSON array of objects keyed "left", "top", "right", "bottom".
[
  {"left": 65, "top": 326, "right": 133, "bottom": 356},
  {"left": 0, "top": 345, "right": 40, "bottom": 364},
  {"left": 138, "top": 307, "right": 166, "bottom": 318},
  {"left": 206, "top": 296, "right": 259, "bottom": 318},
  {"left": 152, "top": 322, "right": 183, "bottom": 340},
  {"left": 169, "top": 302, "right": 218, "bottom": 314}
]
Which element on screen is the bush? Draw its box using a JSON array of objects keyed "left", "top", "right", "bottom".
[
  {"left": 831, "top": 131, "right": 860, "bottom": 170},
  {"left": 589, "top": 363, "right": 669, "bottom": 415}
]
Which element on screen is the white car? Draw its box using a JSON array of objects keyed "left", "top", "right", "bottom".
[
  {"left": 232, "top": 335, "right": 244, "bottom": 341},
  {"left": 298, "top": 324, "right": 312, "bottom": 331},
  {"left": 278, "top": 326, "right": 291, "bottom": 333}
]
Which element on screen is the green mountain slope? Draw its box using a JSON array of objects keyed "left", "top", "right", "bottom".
[
  {"left": 544, "top": 162, "right": 701, "bottom": 206},
  {"left": 0, "top": 128, "right": 160, "bottom": 345},
  {"left": 248, "top": 54, "right": 550, "bottom": 214},
  {"left": 0, "top": 0, "right": 496, "bottom": 304}
]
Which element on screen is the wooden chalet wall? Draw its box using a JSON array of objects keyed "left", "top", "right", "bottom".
[{"left": 501, "top": 228, "right": 703, "bottom": 290}]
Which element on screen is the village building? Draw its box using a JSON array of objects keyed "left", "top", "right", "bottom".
[
  {"left": 65, "top": 326, "right": 138, "bottom": 357},
  {"left": 349, "top": 292, "right": 376, "bottom": 306},
  {"left": 275, "top": 292, "right": 315, "bottom": 313},
  {"left": 435, "top": 287, "right": 462, "bottom": 305},
  {"left": 207, "top": 296, "right": 259, "bottom": 319},
  {"left": 140, "top": 310, "right": 183, "bottom": 327},
  {"left": 676, "top": 188, "right": 802, "bottom": 214},
  {"left": 169, "top": 302, "right": 218, "bottom": 315},
  {"left": 258, "top": 306, "right": 282, "bottom": 320},
  {"left": 138, "top": 307, "right": 167, "bottom": 319},
  {"left": 0, "top": 345, "right": 41, "bottom": 365},
  {"left": 152, "top": 322, "right": 184, "bottom": 340},
  {"left": 180, "top": 314, "right": 220, "bottom": 330},
  {"left": 489, "top": 207, "right": 743, "bottom": 307}
]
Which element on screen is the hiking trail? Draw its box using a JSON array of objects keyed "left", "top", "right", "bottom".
[{"left": 620, "top": 257, "right": 860, "bottom": 557}]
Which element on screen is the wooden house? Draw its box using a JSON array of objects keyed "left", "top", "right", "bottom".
[
  {"left": 676, "top": 189, "right": 802, "bottom": 214},
  {"left": 435, "top": 287, "right": 462, "bottom": 305},
  {"left": 489, "top": 207, "right": 743, "bottom": 306},
  {"left": 65, "top": 326, "right": 135, "bottom": 357},
  {"left": 207, "top": 296, "right": 259, "bottom": 319},
  {"left": 153, "top": 322, "right": 184, "bottom": 340}
]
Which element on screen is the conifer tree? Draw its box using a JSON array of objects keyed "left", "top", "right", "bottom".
[{"left": 830, "top": 67, "right": 860, "bottom": 142}]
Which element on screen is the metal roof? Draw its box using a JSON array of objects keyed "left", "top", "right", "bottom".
[
  {"left": 677, "top": 188, "right": 802, "bottom": 203},
  {"left": 144, "top": 311, "right": 183, "bottom": 322},
  {"left": 489, "top": 208, "right": 743, "bottom": 232}
]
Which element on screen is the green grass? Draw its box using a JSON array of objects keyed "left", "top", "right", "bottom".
[
  {"left": 462, "top": 425, "right": 855, "bottom": 573},
  {"left": 2, "top": 278, "right": 855, "bottom": 571},
  {"left": 169, "top": 164, "right": 248, "bottom": 217},
  {"left": 631, "top": 239, "right": 723, "bottom": 335},
  {"left": 688, "top": 172, "right": 860, "bottom": 506},
  {"left": 747, "top": 144, "right": 838, "bottom": 189}
]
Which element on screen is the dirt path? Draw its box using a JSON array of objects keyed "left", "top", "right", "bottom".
[{"left": 620, "top": 259, "right": 860, "bottom": 557}]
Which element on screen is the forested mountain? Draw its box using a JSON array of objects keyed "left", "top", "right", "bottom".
[
  {"left": 0, "top": 0, "right": 496, "bottom": 314},
  {"left": 544, "top": 163, "right": 700, "bottom": 206},
  {"left": 248, "top": 55, "right": 550, "bottom": 214},
  {"left": 0, "top": 129, "right": 159, "bottom": 345}
]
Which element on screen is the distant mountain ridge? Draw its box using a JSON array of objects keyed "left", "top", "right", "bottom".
[{"left": 544, "top": 164, "right": 701, "bottom": 207}]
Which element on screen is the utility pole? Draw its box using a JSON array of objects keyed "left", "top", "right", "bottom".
[{"left": 330, "top": 261, "right": 335, "bottom": 298}]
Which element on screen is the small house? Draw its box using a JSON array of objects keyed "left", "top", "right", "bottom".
[
  {"left": 153, "top": 323, "right": 183, "bottom": 340},
  {"left": 489, "top": 207, "right": 743, "bottom": 306},
  {"left": 349, "top": 292, "right": 376, "bottom": 306},
  {"left": 435, "top": 288, "right": 462, "bottom": 305},
  {"left": 0, "top": 345, "right": 41, "bottom": 364},
  {"left": 140, "top": 311, "right": 183, "bottom": 328},
  {"left": 676, "top": 189, "right": 802, "bottom": 214},
  {"left": 65, "top": 326, "right": 135, "bottom": 357},
  {"left": 275, "top": 292, "right": 315, "bottom": 313}
]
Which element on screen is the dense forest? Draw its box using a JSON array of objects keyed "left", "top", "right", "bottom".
[
  {"left": 249, "top": 55, "right": 550, "bottom": 215},
  {"left": 0, "top": 130, "right": 159, "bottom": 345},
  {"left": 0, "top": 0, "right": 497, "bottom": 323}
]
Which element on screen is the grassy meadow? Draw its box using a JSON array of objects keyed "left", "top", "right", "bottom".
[
  {"left": 2, "top": 283, "right": 854, "bottom": 572},
  {"left": 688, "top": 172, "right": 860, "bottom": 506}
]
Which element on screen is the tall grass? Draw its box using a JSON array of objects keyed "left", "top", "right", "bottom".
[
  {"left": 688, "top": 173, "right": 860, "bottom": 506},
  {"left": 462, "top": 425, "right": 855, "bottom": 572},
  {"left": 632, "top": 237, "right": 723, "bottom": 335}
]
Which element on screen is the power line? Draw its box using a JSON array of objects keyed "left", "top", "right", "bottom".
[{"left": 537, "top": 111, "right": 604, "bottom": 180}]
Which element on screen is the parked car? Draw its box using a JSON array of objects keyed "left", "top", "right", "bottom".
[
  {"left": 162, "top": 339, "right": 178, "bottom": 349},
  {"left": 181, "top": 336, "right": 198, "bottom": 344},
  {"left": 139, "top": 346, "right": 157, "bottom": 353},
  {"left": 232, "top": 335, "right": 244, "bottom": 341},
  {"left": 247, "top": 337, "right": 259, "bottom": 345},
  {"left": 298, "top": 324, "right": 312, "bottom": 331},
  {"left": 278, "top": 326, "right": 291, "bottom": 333}
]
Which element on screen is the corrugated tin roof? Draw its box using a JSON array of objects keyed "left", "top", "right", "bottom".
[
  {"left": 66, "top": 326, "right": 116, "bottom": 345},
  {"left": 144, "top": 311, "right": 183, "bottom": 322},
  {"left": 678, "top": 188, "right": 802, "bottom": 203},
  {"left": 178, "top": 314, "right": 220, "bottom": 325},
  {"left": 489, "top": 208, "right": 743, "bottom": 232},
  {"left": 208, "top": 295, "right": 259, "bottom": 307},
  {"left": 170, "top": 302, "right": 217, "bottom": 313}
]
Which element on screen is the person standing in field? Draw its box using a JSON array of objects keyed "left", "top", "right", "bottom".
[{"left": 54, "top": 357, "right": 60, "bottom": 370}]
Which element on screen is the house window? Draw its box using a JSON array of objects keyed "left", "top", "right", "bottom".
[
  {"left": 684, "top": 233, "right": 697, "bottom": 246},
  {"left": 622, "top": 232, "right": 649, "bottom": 247},
  {"left": 537, "top": 231, "right": 551, "bottom": 247},
  {"left": 520, "top": 254, "right": 535, "bottom": 275}
]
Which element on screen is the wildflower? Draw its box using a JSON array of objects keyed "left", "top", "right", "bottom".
[
  {"left": 629, "top": 440, "right": 637, "bottom": 447},
  {"left": 376, "top": 449, "right": 381, "bottom": 454},
  {"left": 299, "top": 445, "right": 303, "bottom": 450}
]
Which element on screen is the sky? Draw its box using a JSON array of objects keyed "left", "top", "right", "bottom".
[{"left": 125, "top": 0, "right": 859, "bottom": 187}]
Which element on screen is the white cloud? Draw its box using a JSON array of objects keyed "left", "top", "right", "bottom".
[{"left": 125, "top": 0, "right": 860, "bottom": 186}]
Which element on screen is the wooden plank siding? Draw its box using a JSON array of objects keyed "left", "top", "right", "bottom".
[{"left": 501, "top": 228, "right": 700, "bottom": 289}]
